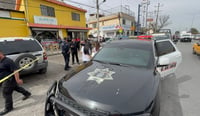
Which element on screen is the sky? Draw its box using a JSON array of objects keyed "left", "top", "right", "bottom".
[{"left": 64, "top": 0, "right": 200, "bottom": 33}]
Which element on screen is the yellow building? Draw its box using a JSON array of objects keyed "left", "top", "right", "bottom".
[
  {"left": 0, "top": 8, "right": 29, "bottom": 37},
  {"left": 15, "top": 0, "right": 89, "bottom": 42}
]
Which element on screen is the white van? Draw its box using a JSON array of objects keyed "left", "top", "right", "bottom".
[
  {"left": 180, "top": 33, "right": 192, "bottom": 42},
  {"left": 0, "top": 37, "right": 48, "bottom": 74}
]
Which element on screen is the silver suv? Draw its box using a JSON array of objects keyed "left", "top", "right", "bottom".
[{"left": 0, "top": 37, "right": 48, "bottom": 74}]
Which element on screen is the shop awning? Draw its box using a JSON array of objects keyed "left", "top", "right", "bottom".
[{"left": 28, "top": 23, "right": 91, "bottom": 30}]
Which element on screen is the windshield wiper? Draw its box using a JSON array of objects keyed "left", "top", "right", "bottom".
[
  {"left": 94, "top": 60, "right": 131, "bottom": 67},
  {"left": 108, "top": 62, "right": 132, "bottom": 67},
  {"left": 93, "top": 59, "right": 109, "bottom": 64}
]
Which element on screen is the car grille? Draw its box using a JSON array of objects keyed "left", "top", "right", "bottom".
[{"left": 57, "top": 93, "right": 109, "bottom": 116}]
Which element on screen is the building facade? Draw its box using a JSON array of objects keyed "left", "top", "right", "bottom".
[
  {"left": 0, "top": 8, "right": 29, "bottom": 37},
  {"left": 87, "top": 6, "right": 135, "bottom": 39},
  {"left": 15, "top": 0, "right": 89, "bottom": 41}
]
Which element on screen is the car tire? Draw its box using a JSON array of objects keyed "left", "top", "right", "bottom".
[
  {"left": 15, "top": 54, "right": 37, "bottom": 72},
  {"left": 39, "top": 68, "right": 47, "bottom": 74}
]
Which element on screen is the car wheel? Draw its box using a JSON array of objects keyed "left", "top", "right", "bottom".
[
  {"left": 39, "top": 68, "right": 47, "bottom": 74},
  {"left": 44, "top": 94, "right": 55, "bottom": 116},
  {"left": 15, "top": 54, "right": 37, "bottom": 72}
]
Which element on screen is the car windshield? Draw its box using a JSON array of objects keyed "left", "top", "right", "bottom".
[
  {"left": 0, "top": 39, "right": 42, "bottom": 55},
  {"left": 93, "top": 46, "right": 152, "bottom": 68},
  {"left": 153, "top": 34, "right": 170, "bottom": 40}
]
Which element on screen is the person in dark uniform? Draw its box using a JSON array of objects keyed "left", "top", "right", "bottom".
[
  {"left": 85, "top": 39, "right": 92, "bottom": 55},
  {"left": 0, "top": 50, "right": 31, "bottom": 115},
  {"left": 61, "top": 38, "right": 71, "bottom": 70},
  {"left": 76, "top": 38, "right": 81, "bottom": 51},
  {"left": 70, "top": 38, "right": 79, "bottom": 65}
]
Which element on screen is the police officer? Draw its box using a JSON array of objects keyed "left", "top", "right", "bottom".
[
  {"left": 70, "top": 38, "right": 80, "bottom": 65},
  {"left": 0, "top": 50, "right": 31, "bottom": 115},
  {"left": 62, "top": 38, "right": 71, "bottom": 70}
]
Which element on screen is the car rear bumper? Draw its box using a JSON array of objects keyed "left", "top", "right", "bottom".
[
  {"left": 180, "top": 38, "right": 192, "bottom": 42},
  {"left": 20, "top": 61, "right": 48, "bottom": 75}
]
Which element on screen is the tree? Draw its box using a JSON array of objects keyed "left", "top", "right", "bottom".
[
  {"left": 175, "top": 31, "right": 180, "bottom": 36},
  {"left": 175, "top": 31, "right": 180, "bottom": 35},
  {"left": 150, "top": 15, "right": 171, "bottom": 32},
  {"left": 190, "top": 28, "right": 199, "bottom": 34}
]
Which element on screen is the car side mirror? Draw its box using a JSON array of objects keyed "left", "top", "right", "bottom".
[{"left": 157, "top": 57, "right": 169, "bottom": 67}]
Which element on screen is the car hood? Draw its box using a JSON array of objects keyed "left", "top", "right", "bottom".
[{"left": 59, "top": 61, "right": 158, "bottom": 114}]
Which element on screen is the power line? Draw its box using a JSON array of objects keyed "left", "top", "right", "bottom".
[
  {"left": 64, "top": 0, "right": 112, "bottom": 14},
  {"left": 64, "top": 0, "right": 96, "bottom": 9}
]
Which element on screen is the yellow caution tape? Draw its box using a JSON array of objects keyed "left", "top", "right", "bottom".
[{"left": 0, "top": 58, "right": 39, "bottom": 83}]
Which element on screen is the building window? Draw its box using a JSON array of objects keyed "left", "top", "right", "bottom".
[
  {"left": 92, "top": 23, "right": 97, "bottom": 28},
  {"left": 131, "top": 21, "right": 134, "bottom": 26},
  {"left": 72, "top": 12, "right": 80, "bottom": 21},
  {"left": 40, "top": 5, "right": 55, "bottom": 17},
  {"left": 156, "top": 41, "right": 176, "bottom": 56},
  {"left": 102, "top": 21, "right": 104, "bottom": 26},
  {"left": 122, "top": 19, "right": 126, "bottom": 25}
]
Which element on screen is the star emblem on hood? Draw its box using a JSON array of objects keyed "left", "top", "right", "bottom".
[{"left": 87, "top": 68, "right": 115, "bottom": 84}]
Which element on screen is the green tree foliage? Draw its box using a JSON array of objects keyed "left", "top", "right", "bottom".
[{"left": 190, "top": 28, "right": 199, "bottom": 34}]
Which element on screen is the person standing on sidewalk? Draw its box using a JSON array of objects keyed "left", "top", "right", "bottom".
[
  {"left": 0, "top": 50, "right": 31, "bottom": 115},
  {"left": 81, "top": 40, "right": 92, "bottom": 63},
  {"left": 70, "top": 38, "right": 79, "bottom": 65},
  {"left": 61, "top": 38, "right": 71, "bottom": 70},
  {"left": 92, "top": 41, "right": 101, "bottom": 57}
]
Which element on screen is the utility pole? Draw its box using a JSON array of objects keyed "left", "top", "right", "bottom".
[
  {"left": 96, "top": 0, "right": 100, "bottom": 41},
  {"left": 145, "top": 0, "right": 150, "bottom": 31},
  {"left": 137, "top": 4, "right": 141, "bottom": 35},
  {"left": 155, "top": 3, "right": 160, "bottom": 32},
  {"left": 96, "top": 0, "right": 106, "bottom": 40},
  {"left": 142, "top": 5, "right": 146, "bottom": 27}
]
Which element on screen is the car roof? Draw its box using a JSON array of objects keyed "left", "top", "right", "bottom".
[
  {"left": 105, "top": 39, "right": 153, "bottom": 50},
  {"left": 0, "top": 37, "right": 35, "bottom": 42},
  {"left": 152, "top": 33, "right": 167, "bottom": 35}
]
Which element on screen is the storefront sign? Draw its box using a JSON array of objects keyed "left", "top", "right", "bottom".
[
  {"left": 147, "top": 18, "right": 153, "bottom": 22},
  {"left": 0, "top": 11, "right": 10, "bottom": 18},
  {"left": 34, "top": 16, "right": 57, "bottom": 25},
  {"left": 101, "top": 25, "right": 119, "bottom": 31},
  {"left": 121, "top": 25, "right": 131, "bottom": 31}
]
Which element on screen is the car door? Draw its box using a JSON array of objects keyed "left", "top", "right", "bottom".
[
  {"left": 155, "top": 39, "right": 182, "bottom": 78},
  {"left": 194, "top": 42, "right": 200, "bottom": 54}
]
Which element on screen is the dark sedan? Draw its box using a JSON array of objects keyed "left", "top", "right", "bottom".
[{"left": 45, "top": 39, "right": 181, "bottom": 116}]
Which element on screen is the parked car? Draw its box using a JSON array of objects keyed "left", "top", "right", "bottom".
[
  {"left": 180, "top": 33, "right": 192, "bottom": 42},
  {"left": 193, "top": 41, "right": 200, "bottom": 55},
  {"left": 0, "top": 37, "right": 48, "bottom": 74},
  {"left": 45, "top": 39, "right": 182, "bottom": 116},
  {"left": 193, "top": 34, "right": 200, "bottom": 40}
]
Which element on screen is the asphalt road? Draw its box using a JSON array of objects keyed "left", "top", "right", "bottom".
[{"left": 0, "top": 41, "right": 200, "bottom": 116}]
